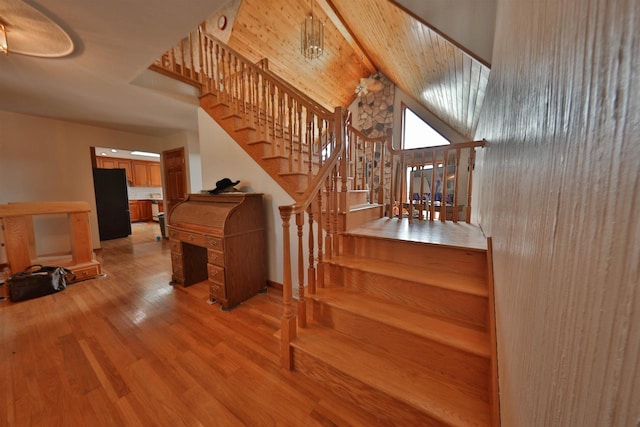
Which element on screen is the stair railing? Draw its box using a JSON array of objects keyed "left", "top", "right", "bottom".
[
  {"left": 151, "top": 27, "right": 334, "bottom": 180},
  {"left": 279, "top": 107, "right": 346, "bottom": 369},
  {"left": 387, "top": 140, "right": 486, "bottom": 223},
  {"left": 345, "top": 126, "right": 391, "bottom": 209}
]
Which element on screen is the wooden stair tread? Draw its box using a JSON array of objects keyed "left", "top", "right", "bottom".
[
  {"left": 292, "top": 325, "right": 491, "bottom": 426},
  {"left": 311, "top": 288, "right": 490, "bottom": 358},
  {"left": 326, "top": 254, "right": 488, "bottom": 297}
]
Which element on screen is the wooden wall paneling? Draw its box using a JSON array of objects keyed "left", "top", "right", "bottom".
[{"left": 474, "top": 0, "right": 639, "bottom": 424}]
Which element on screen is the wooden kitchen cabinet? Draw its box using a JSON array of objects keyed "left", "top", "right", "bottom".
[
  {"left": 98, "top": 156, "right": 160, "bottom": 187},
  {"left": 149, "top": 163, "right": 162, "bottom": 186},
  {"left": 132, "top": 161, "right": 162, "bottom": 187},
  {"left": 129, "top": 200, "right": 152, "bottom": 222},
  {"left": 129, "top": 201, "right": 141, "bottom": 222},
  {"left": 140, "top": 200, "right": 152, "bottom": 221},
  {"left": 96, "top": 157, "right": 117, "bottom": 169},
  {"left": 117, "top": 160, "right": 133, "bottom": 183},
  {"left": 96, "top": 157, "right": 133, "bottom": 184},
  {"left": 132, "top": 161, "right": 150, "bottom": 186}
]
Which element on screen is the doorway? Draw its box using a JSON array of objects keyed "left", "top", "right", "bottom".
[{"left": 162, "top": 147, "right": 187, "bottom": 215}]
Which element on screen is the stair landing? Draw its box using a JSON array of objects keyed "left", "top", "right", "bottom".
[{"left": 345, "top": 217, "right": 487, "bottom": 251}]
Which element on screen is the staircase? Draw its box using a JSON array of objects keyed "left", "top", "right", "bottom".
[
  {"left": 291, "top": 221, "right": 493, "bottom": 426},
  {"left": 152, "top": 29, "right": 497, "bottom": 426}
]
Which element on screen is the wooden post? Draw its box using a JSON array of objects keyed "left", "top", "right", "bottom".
[
  {"left": 279, "top": 206, "right": 296, "bottom": 370},
  {"left": 296, "top": 212, "right": 306, "bottom": 328}
]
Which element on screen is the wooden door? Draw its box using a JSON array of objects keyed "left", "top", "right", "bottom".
[{"left": 162, "top": 147, "right": 187, "bottom": 216}]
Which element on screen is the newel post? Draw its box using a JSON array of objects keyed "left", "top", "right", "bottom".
[{"left": 279, "top": 205, "right": 296, "bottom": 370}]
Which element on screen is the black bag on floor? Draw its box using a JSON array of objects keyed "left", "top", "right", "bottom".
[{"left": 8, "top": 265, "right": 76, "bottom": 302}]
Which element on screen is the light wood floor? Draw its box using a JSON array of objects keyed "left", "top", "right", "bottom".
[{"left": 0, "top": 222, "right": 385, "bottom": 427}]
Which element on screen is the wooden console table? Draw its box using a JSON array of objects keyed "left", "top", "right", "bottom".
[
  {"left": 0, "top": 201, "right": 102, "bottom": 281},
  {"left": 168, "top": 193, "right": 267, "bottom": 310}
]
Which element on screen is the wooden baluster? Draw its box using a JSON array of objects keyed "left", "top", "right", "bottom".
[
  {"left": 466, "top": 147, "right": 476, "bottom": 223},
  {"left": 261, "top": 77, "right": 268, "bottom": 140},
  {"left": 430, "top": 150, "right": 437, "bottom": 221},
  {"left": 240, "top": 63, "right": 247, "bottom": 124},
  {"left": 180, "top": 38, "right": 187, "bottom": 77},
  {"left": 408, "top": 160, "right": 415, "bottom": 223},
  {"left": 307, "top": 204, "right": 316, "bottom": 295},
  {"left": 215, "top": 44, "right": 221, "bottom": 97},
  {"left": 288, "top": 97, "right": 294, "bottom": 170},
  {"left": 419, "top": 151, "right": 426, "bottom": 220},
  {"left": 297, "top": 103, "right": 304, "bottom": 173},
  {"left": 368, "top": 142, "right": 376, "bottom": 203},
  {"left": 379, "top": 139, "right": 386, "bottom": 206},
  {"left": 222, "top": 48, "right": 229, "bottom": 103},
  {"left": 170, "top": 44, "right": 177, "bottom": 73},
  {"left": 296, "top": 212, "right": 306, "bottom": 328},
  {"left": 307, "top": 119, "right": 314, "bottom": 177},
  {"left": 233, "top": 56, "right": 240, "bottom": 113},
  {"left": 316, "top": 188, "right": 325, "bottom": 287},
  {"left": 331, "top": 165, "right": 339, "bottom": 245},
  {"left": 340, "top": 125, "right": 347, "bottom": 193},
  {"left": 197, "top": 28, "right": 204, "bottom": 85},
  {"left": 278, "top": 91, "right": 285, "bottom": 157},
  {"left": 453, "top": 148, "right": 461, "bottom": 222},
  {"left": 324, "top": 172, "right": 333, "bottom": 259},
  {"left": 388, "top": 147, "right": 395, "bottom": 218},
  {"left": 440, "top": 149, "right": 448, "bottom": 222},
  {"left": 187, "top": 32, "right": 194, "bottom": 79}
]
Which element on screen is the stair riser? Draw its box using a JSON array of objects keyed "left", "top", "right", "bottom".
[
  {"left": 292, "top": 349, "right": 449, "bottom": 426},
  {"left": 311, "top": 300, "right": 490, "bottom": 396},
  {"left": 345, "top": 206, "right": 384, "bottom": 230},
  {"left": 324, "top": 264, "right": 488, "bottom": 329},
  {"left": 341, "top": 235, "right": 487, "bottom": 279}
]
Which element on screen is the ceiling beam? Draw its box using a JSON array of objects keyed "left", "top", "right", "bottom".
[{"left": 316, "top": 0, "right": 378, "bottom": 74}]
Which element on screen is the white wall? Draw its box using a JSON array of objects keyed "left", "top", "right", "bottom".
[
  {"left": 474, "top": 0, "right": 639, "bottom": 425},
  {"left": 197, "top": 108, "right": 296, "bottom": 285},
  {"left": 0, "top": 111, "right": 189, "bottom": 250}
]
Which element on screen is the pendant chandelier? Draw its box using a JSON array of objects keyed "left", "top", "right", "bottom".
[{"left": 300, "top": 0, "right": 324, "bottom": 60}]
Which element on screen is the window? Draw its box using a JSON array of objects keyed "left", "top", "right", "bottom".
[{"left": 402, "top": 105, "right": 450, "bottom": 149}]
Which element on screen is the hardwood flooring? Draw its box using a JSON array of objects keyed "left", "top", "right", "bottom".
[{"left": 0, "top": 222, "right": 383, "bottom": 427}]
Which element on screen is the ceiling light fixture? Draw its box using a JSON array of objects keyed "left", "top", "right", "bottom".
[
  {"left": 300, "top": 0, "right": 323, "bottom": 60},
  {"left": 131, "top": 151, "right": 160, "bottom": 158},
  {"left": 0, "top": 1, "right": 74, "bottom": 58},
  {"left": 0, "top": 21, "right": 7, "bottom": 55}
]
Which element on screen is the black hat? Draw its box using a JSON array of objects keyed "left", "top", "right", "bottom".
[{"left": 209, "top": 178, "right": 240, "bottom": 194}]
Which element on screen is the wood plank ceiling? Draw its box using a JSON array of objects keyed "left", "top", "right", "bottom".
[{"left": 223, "top": 0, "right": 490, "bottom": 140}]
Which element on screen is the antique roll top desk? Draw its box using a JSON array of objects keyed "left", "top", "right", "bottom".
[{"left": 167, "top": 193, "right": 267, "bottom": 310}]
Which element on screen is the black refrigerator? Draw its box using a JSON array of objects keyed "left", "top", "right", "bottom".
[{"left": 93, "top": 168, "right": 132, "bottom": 240}]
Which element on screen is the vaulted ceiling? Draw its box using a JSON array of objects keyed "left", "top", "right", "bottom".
[
  {"left": 216, "top": 0, "right": 492, "bottom": 139},
  {"left": 0, "top": 0, "right": 493, "bottom": 139}
]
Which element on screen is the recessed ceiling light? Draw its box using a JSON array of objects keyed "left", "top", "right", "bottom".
[
  {"left": 111, "top": 149, "right": 117, "bottom": 152},
  {"left": 100, "top": 152, "right": 107, "bottom": 156}
]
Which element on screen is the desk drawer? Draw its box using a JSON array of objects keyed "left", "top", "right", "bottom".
[
  {"left": 169, "top": 229, "right": 206, "bottom": 247},
  {"left": 207, "top": 264, "right": 225, "bottom": 285},
  {"left": 209, "top": 280, "right": 226, "bottom": 300},
  {"left": 207, "top": 249, "right": 225, "bottom": 267},
  {"left": 169, "top": 239, "right": 181, "bottom": 253},
  {"left": 206, "top": 236, "right": 224, "bottom": 251},
  {"left": 171, "top": 252, "right": 183, "bottom": 268}
]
